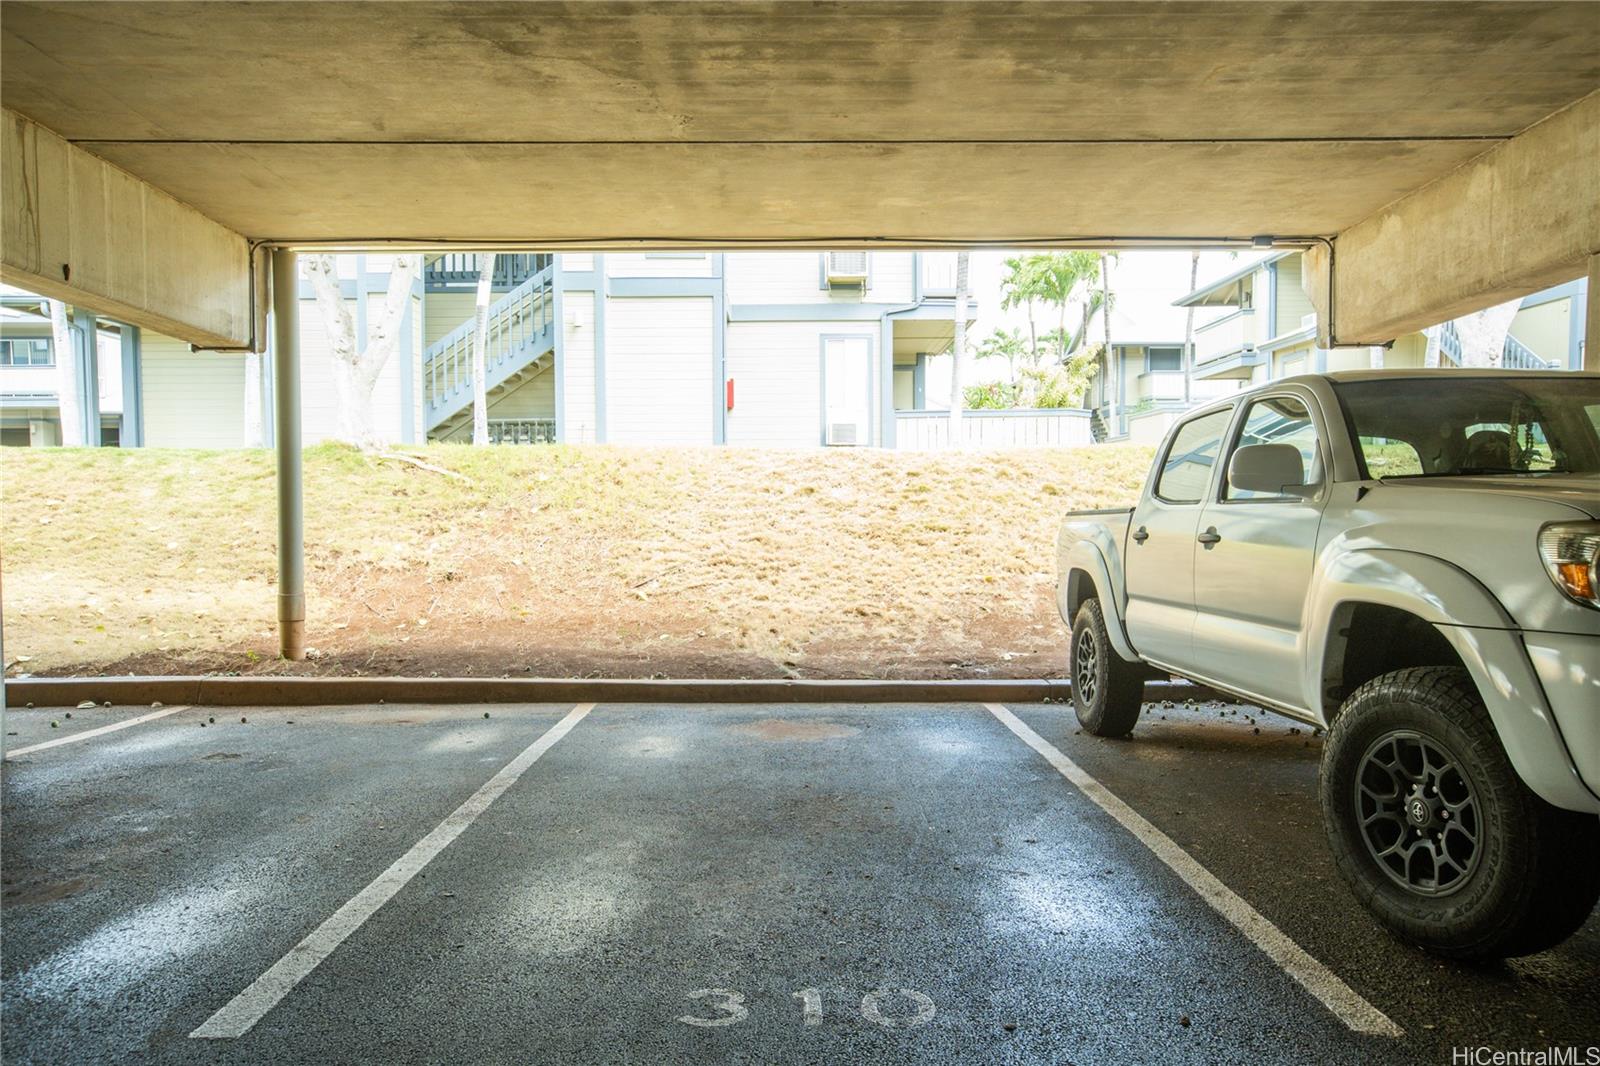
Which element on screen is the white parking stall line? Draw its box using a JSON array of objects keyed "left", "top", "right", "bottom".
[
  {"left": 190, "top": 702, "right": 596, "bottom": 1039},
  {"left": 6, "top": 705, "right": 193, "bottom": 758},
  {"left": 985, "top": 703, "right": 1403, "bottom": 1039}
]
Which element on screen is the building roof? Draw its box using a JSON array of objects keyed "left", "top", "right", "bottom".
[{"left": 1173, "top": 252, "right": 1293, "bottom": 307}]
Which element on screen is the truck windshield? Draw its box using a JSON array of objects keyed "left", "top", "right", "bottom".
[{"left": 1332, "top": 377, "right": 1600, "bottom": 479}]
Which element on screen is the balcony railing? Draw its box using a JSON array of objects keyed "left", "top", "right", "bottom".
[
  {"left": 486, "top": 418, "right": 556, "bottom": 444},
  {"left": 424, "top": 253, "right": 552, "bottom": 292},
  {"left": 1437, "top": 321, "right": 1554, "bottom": 369},
  {"left": 1193, "top": 308, "right": 1254, "bottom": 363}
]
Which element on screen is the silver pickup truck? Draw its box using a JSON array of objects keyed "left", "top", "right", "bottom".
[{"left": 1057, "top": 370, "right": 1600, "bottom": 960}]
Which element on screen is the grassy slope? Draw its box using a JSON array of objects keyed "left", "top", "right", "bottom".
[{"left": 1, "top": 443, "right": 1152, "bottom": 678}]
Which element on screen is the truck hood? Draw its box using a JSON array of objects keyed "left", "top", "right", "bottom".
[{"left": 1375, "top": 474, "right": 1600, "bottom": 519}]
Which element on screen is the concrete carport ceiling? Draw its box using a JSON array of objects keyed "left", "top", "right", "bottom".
[{"left": 2, "top": 0, "right": 1598, "bottom": 245}]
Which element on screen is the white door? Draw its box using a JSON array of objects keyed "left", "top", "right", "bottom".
[
  {"left": 1192, "top": 391, "right": 1328, "bottom": 708},
  {"left": 605, "top": 297, "right": 714, "bottom": 445},
  {"left": 822, "top": 336, "right": 873, "bottom": 445},
  {"left": 1123, "top": 405, "right": 1236, "bottom": 670}
]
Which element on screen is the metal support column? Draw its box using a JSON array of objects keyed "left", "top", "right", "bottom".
[
  {"left": 119, "top": 324, "right": 144, "bottom": 446},
  {"left": 1585, "top": 254, "right": 1598, "bottom": 373},
  {"left": 272, "top": 249, "right": 306, "bottom": 660},
  {"left": 72, "top": 307, "right": 102, "bottom": 446}
]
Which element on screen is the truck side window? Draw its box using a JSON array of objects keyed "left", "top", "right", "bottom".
[
  {"left": 1226, "top": 395, "right": 1322, "bottom": 500},
  {"left": 1155, "top": 408, "right": 1233, "bottom": 504}
]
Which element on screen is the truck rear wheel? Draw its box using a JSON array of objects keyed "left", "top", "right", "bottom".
[
  {"left": 1070, "top": 599, "right": 1145, "bottom": 738},
  {"left": 1320, "top": 666, "right": 1600, "bottom": 960}
]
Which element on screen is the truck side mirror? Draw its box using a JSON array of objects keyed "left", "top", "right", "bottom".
[{"left": 1228, "top": 443, "right": 1310, "bottom": 496}]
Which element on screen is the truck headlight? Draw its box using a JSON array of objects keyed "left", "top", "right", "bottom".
[{"left": 1538, "top": 521, "right": 1600, "bottom": 609}]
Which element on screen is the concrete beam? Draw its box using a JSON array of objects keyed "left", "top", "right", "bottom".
[
  {"left": 0, "top": 108, "right": 254, "bottom": 349},
  {"left": 1317, "top": 90, "right": 1600, "bottom": 347}
]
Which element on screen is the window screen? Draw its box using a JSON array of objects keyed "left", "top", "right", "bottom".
[
  {"left": 1147, "top": 347, "right": 1183, "bottom": 373},
  {"left": 1155, "top": 408, "right": 1233, "bottom": 504}
]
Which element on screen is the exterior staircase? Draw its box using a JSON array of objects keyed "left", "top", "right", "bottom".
[
  {"left": 1088, "top": 408, "right": 1108, "bottom": 443},
  {"left": 1436, "top": 321, "right": 1554, "bottom": 370},
  {"left": 423, "top": 259, "right": 557, "bottom": 439}
]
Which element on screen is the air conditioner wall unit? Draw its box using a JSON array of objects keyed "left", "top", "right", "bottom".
[
  {"left": 825, "top": 252, "right": 870, "bottom": 285},
  {"left": 826, "top": 420, "right": 864, "bottom": 446}
]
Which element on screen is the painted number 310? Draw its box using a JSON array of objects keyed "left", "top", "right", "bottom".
[{"left": 678, "top": 987, "right": 936, "bottom": 1030}]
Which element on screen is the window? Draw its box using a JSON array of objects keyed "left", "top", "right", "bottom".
[
  {"left": 1335, "top": 377, "right": 1600, "bottom": 477},
  {"left": 1225, "top": 395, "right": 1321, "bottom": 500},
  {"left": 1357, "top": 437, "right": 1423, "bottom": 477},
  {"left": 1155, "top": 407, "right": 1233, "bottom": 504},
  {"left": 0, "top": 338, "right": 53, "bottom": 366},
  {"left": 1146, "top": 347, "right": 1183, "bottom": 373}
]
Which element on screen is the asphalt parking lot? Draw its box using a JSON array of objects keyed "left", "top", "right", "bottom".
[{"left": 3, "top": 699, "right": 1597, "bottom": 1064}]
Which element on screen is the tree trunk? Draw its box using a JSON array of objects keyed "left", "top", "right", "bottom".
[
  {"left": 1454, "top": 298, "right": 1521, "bottom": 368},
  {"left": 48, "top": 299, "right": 83, "bottom": 446},
  {"left": 471, "top": 253, "right": 495, "bottom": 444},
  {"left": 305, "top": 253, "right": 421, "bottom": 448},
  {"left": 1099, "top": 254, "right": 1116, "bottom": 434},
  {"left": 1181, "top": 250, "right": 1199, "bottom": 405},
  {"left": 243, "top": 349, "right": 263, "bottom": 447},
  {"left": 948, "top": 252, "right": 970, "bottom": 441}
]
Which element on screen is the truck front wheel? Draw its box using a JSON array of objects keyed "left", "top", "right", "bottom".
[
  {"left": 1070, "top": 599, "right": 1145, "bottom": 738},
  {"left": 1321, "top": 666, "right": 1600, "bottom": 960}
]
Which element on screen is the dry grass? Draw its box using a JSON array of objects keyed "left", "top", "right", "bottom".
[{"left": 1, "top": 442, "right": 1152, "bottom": 679}]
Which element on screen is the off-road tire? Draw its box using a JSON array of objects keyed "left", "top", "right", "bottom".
[
  {"left": 1070, "top": 599, "right": 1146, "bottom": 738},
  {"left": 1321, "top": 666, "right": 1600, "bottom": 960}
]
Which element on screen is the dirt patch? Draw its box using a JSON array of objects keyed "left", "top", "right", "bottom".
[
  {"left": 730, "top": 719, "right": 862, "bottom": 742},
  {"left": 2, "top": 443, "right": 1151, "bottom": 680}
]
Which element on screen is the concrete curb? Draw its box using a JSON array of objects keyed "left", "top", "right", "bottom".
[{"left": 4, "top": 675, "right": 1206, "bottom": 708}]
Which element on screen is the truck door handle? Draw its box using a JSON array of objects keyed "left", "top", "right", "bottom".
[
  {"left": 1197, "top": 528, "right": 1222, "bottom": 545},
  {"left": 1132, "top": 526, "right": 1150, "bottom": 544}
]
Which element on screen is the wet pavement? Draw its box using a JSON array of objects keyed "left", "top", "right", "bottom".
[{"left": 3, "top": 699, "right": 1596, "bottom": 1064}]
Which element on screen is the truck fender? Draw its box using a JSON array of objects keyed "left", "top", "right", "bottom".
[
  {"left": 1057, "top": 538, "right": 1141, "bottom": 663},
  {"left": 1305, "top": 548, "right": 1598, "bottom": 813}
]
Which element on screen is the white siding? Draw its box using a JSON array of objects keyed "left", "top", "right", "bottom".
[
  {"left": 724, "top": 322, "right": 825, "bottom": 446},
  {"left": 142, "top": 333, "right": 246, "bottom": 448},
  {"left": 562, "top": 253, "right": 595, "bottom": 273},
  {"left": 605, "top": 297, "right": 713, "bottom": 445},
  {"left": 424, "top": 291, "right": 478, "bottom": 347},
  {"left": 562, "top": 290, "right": 598, "bottom": 443},
  {"left": 724, "top": 252, "right": 916, "bottom": 306},
  {"left": 606, "top": 253, "right": 714, "bottom": 278}
]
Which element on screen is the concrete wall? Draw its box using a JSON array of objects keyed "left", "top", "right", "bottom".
[
  {"left": 1, "top": 108, "right": 254, "bottom": 349},
  {"left": 1320, "top": 90, "right": 1600, "bottom": 346}
]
